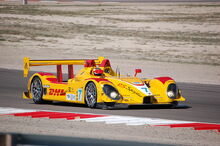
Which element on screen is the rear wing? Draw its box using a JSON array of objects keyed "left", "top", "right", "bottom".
[{"left": 23, "top": 56, "right": 105, "bottom": 79}]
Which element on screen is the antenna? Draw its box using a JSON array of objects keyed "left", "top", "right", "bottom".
[
  {"left": 116, "top": 66, "right": 118, "bottom": 77},
  {"left": 118, "top": 68, "right": 120, "bottom": 78}
]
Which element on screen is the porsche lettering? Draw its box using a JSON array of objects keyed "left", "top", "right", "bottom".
[{"left": 118, "top": 83, "right": 142, "bottom": 97}]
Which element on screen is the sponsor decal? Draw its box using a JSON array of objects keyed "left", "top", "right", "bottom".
[
  {"left": 66, "top": 89, "right": 83, "bottom": 101},
  {"left": 43, "top": 85, "right": 50, "bottom": 88},
  {"left": 132, "top": 82, "right": 144, "bottom": 86},
  {"left": 118, "top": 83, "right": 142, "bottom": 97},
  {"left": 133, "top": 82, "right": 141, "bottom": 84},
  {"left": 66, "top": 93, "right": 76, "bottom": 101},
  {"left": 118, "top": 83, "right": 152, "bottom": 96},
  {"left": 49, "top": 89, "right": 65, "bottom": 96}
]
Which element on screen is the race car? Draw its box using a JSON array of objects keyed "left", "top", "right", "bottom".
[{"left": 23, "top": 56, "right": 186, "bottom": 109}]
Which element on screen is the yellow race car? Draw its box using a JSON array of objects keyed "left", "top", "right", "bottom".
[{"left": 23, "top": 56, "right": 185, "bottom": 109}]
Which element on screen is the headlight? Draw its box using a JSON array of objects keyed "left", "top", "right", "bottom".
[
  {"left": 110, "top": 91, "right": 118, "bottom": 99},
  {"left": 103, "top": 84, "right": 121, "bottom": 100},
  {"left": 167, "top": 83, "right": 178, "bottom": 99},
  {"left": 167, "top": 91, "right": 175, "bottom": 98}
]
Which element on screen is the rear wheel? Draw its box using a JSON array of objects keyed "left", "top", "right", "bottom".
[
  {"left": 85, "top": 82, "right": 97, "bottom": 108},
  {"left": 31, "top": 76, "right": 44, "bottom": 104}
]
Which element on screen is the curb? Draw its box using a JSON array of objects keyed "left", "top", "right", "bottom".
[{"left": 1, "top": 107, "right": 220, "bottom": 133}]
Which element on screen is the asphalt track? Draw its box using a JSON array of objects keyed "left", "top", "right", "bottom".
[
  {"left": 59, "top": 0, "right": 220, "bottom": 2},
  {"left": 0, "top": 68, "right": 220, "bottom": 123}
]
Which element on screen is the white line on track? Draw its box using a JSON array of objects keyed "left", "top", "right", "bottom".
[
  {"left": 0, "top": 107, "right": 36, "bottom": 114},
  {"left": 76, "top": 116, "right": 194, "bottom": 125}
]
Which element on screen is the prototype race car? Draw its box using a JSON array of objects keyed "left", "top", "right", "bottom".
[{"left": 23, "top": 56, "right": 185, "bottom": 109}]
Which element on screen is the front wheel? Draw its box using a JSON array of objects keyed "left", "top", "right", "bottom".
[
  {"left": 85, "top": 82, "right": 97, "bottom": 108},
  {"left": 31, "top": 76, "right": 44, "bottom": 104}
]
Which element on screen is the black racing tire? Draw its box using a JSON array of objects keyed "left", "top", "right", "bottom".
[
  {"left": 31, "top": 76, "right": 44, "bottom": 104},
  {"left": 85, "top": 82, "right": 97, "bottom": 108}
]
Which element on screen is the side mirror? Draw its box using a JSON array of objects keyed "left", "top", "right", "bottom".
[{"left": 134, "top": 69, "right": 142, "bottom": 77}]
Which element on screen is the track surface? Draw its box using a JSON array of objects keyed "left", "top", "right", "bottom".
[
  {"left": 58, "top": 0, "right": 220, "bottom": 2},
  {"left": 0, "top": 68, "right": 220, "bottom": 123}
]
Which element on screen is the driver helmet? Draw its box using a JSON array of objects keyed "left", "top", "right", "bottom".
[{"left": 93, "top": 68, "right": 104, "bottom": 76}]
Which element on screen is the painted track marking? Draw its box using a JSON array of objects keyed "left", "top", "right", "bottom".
[{"left": 0, "top": 107, "right": 220, "bottom": 133}]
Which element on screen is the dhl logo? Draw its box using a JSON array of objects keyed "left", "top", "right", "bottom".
[{"left": 49, "top": 89, "right": 66, "bottom": 96}]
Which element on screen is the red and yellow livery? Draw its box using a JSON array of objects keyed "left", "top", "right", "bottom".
[{"left": 23, "top": 57, "right": 185, "bottom": 109}]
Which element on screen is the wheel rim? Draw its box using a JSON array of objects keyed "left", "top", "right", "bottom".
[
  {"left": 85, "top": 83, "right": 97, "bottom": 108},
  {"left": 31, "top": 78, "right": 42, "bottom": 100}
]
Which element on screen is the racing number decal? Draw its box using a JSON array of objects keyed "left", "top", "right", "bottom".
[
  {"left": 141, "top": 87, "right": 148, "bottom": 93},
  {"left": 77, "top": 89, "right": 83, "bottom": 101},
  {"left": 49, "top": 89, "right": 66, "bottom": 96},
  {"left": 139, "top": 87, "right": 152, "bottom": 95},
  {"left": 66, "top": 89, "right": 83, "bottom": 101}
]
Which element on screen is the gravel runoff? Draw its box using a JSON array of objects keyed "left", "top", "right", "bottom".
[{"left": 0, "top": 115, "right": 219, "bottom": 146}]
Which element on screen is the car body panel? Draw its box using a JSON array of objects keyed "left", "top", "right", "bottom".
[{"left": 23, "top": 57, "right": 186, "bottom": 107}]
